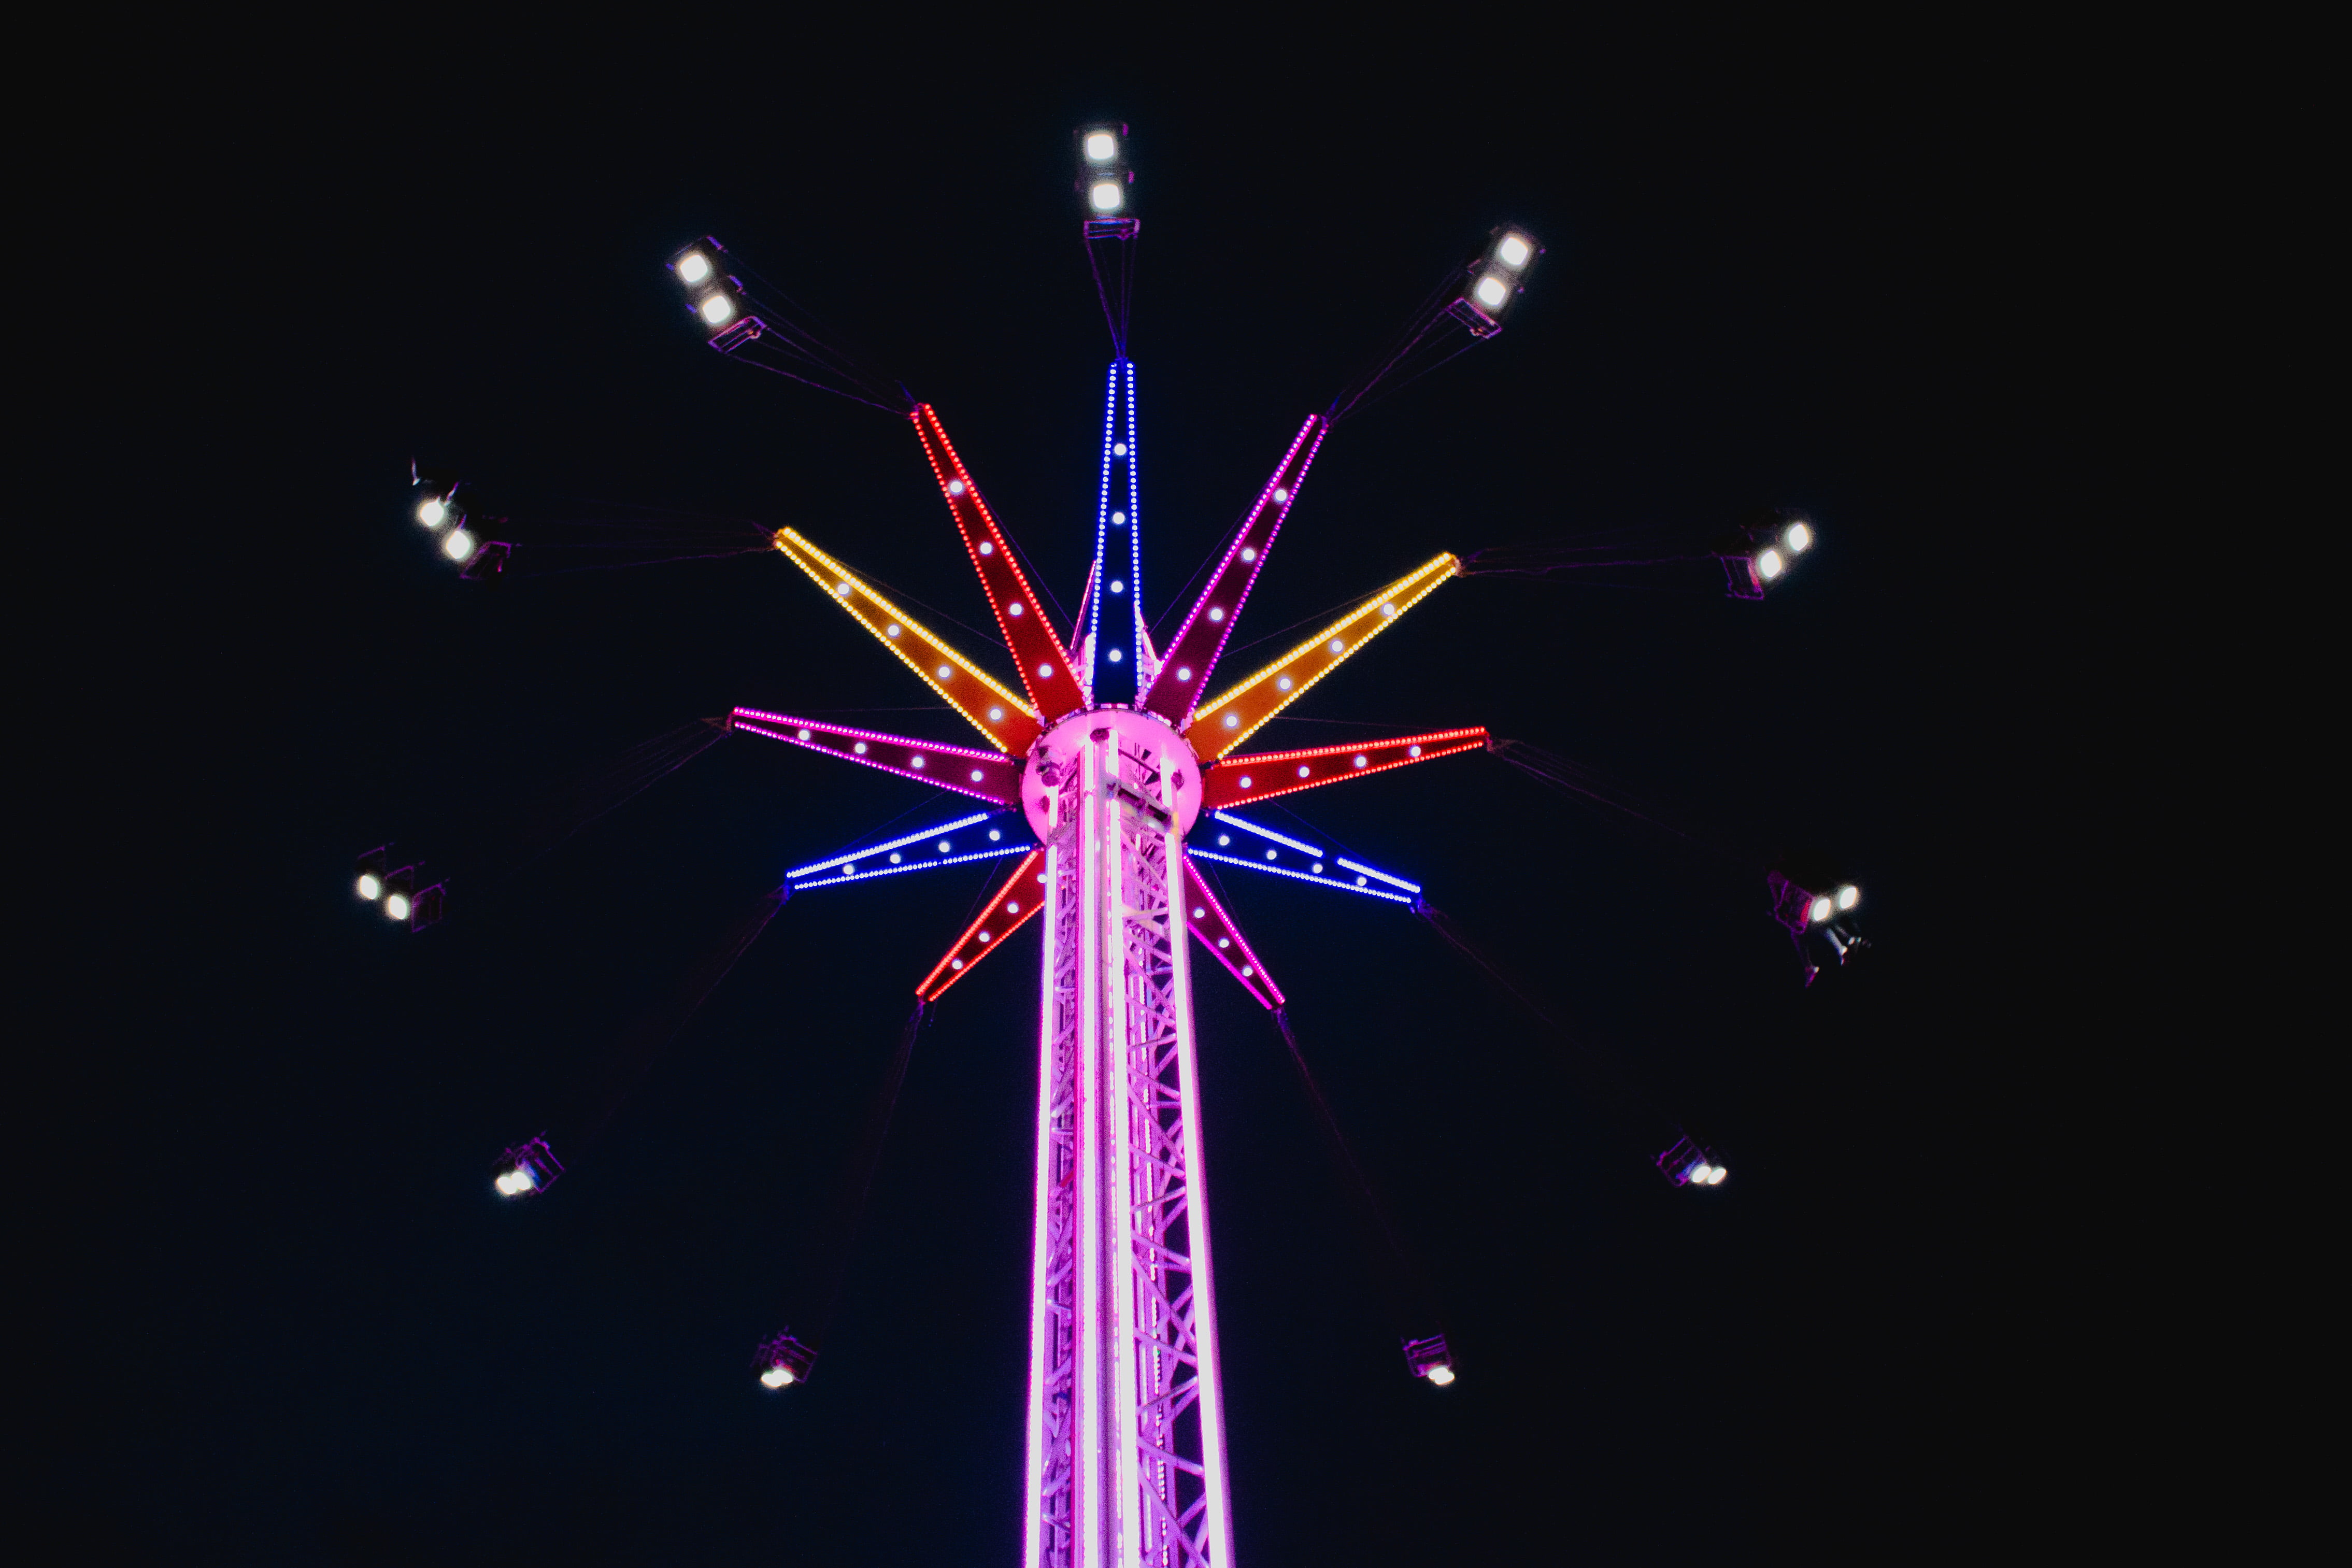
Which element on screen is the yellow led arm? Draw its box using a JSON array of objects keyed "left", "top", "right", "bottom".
[
  {"left": 1191, "top": 552, "right": 1460, "bottom": 759},
  {"left": 773, "top": 528, "right": 1040, "bottom": 754}
]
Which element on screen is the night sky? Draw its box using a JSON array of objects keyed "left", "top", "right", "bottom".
[{"left": 42, "top": 24, "right": 2097, "bottom": 1563}]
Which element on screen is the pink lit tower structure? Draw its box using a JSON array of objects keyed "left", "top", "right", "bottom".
[{"left": 671, "top": 128, "right": 1532, "bottom": 1568}]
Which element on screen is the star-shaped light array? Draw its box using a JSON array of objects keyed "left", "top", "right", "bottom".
[{"left": 736, "top": 393, "right": 1483, "bottom": 1010}]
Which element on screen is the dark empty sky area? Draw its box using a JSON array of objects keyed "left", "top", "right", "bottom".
[{"left": 31, "top": 20, "right": 2127, "bottom": 1565}]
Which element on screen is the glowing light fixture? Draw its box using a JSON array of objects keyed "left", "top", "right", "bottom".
[
  {"left": 1657, "top": 1135, "right": 1725, "bottom": 1190},
  {"left": 1721, "top": 508, "right": 1817, "bottom": 598},
  {"left": 1807, "top": 894, "right": 1834, "bottom": 924},
  {"left": 1836, "top": 884, "right": 1860, "bottom": 910},
  {"left": 1404, "top": 1333, "right": 1455, "bottom": 1385},
  {"left": 443, "top": 528, "right": 476, "bottom": 562},
  {"left": 676, "top": 251, "right": 712, "bottom": 285},
  {"left": 417, "top": 497, "right": 448, "bottom": 528},
  {"left": 755, "top": 1329, "right": 816, "bottom": 1390},
  {"left": 700, "top": 294, "right": 736, "bottom": 326},
  {"left": 354, "top": 846, "right": 389, "bottom": 903},
  {"left": 1091, "top": 181, "right": 1125, "bottom": 212},
  {"left": 1455, "top": 225, "right": 1543, "bottom": 334},
  {"left": 1084, "top": 131, "right": 1118, "bottom": 163},
  {"left": 494, "top": 1135, "right": 562, "bottom": 1198}
]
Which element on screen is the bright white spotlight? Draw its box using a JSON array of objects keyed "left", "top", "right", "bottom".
[
  {"left": 676, "top": 251, "right": 712, "bottom": 286},
  {"left": 1427, "top": 1364, "right": 1456, "bottom": 1386},
  {"left": 443, "top": 528, "right": 476, "bottom": 562},
  {"left": 700, "top": 293, "right": 737, "bottom": 326},
  {"left": 1090, "top": 180, "right": 1125, "bottom": 212},
  {"left": 356, "top": 873, "right": 382, "bottom": 901},
  {"left": 384, "top": 892, "right": 412, "bottom": 921},
  {"left": 1836, "top": 884, "right": 1860, "bottom": 910},
  {"left": 417, "top": 497, "right": 447, "bottom": 528},
  {"left": 1705, "top": 1166, "right": 1728, "bottom": 1186},
  {"left": 1756, "top": 548, "right": 1785, "bottom": 581},
  {"left": 1084, "top": 131, "right": 1117, "bottom": 163},
  {"left": 1784, "top": 521, "right": 1813, "bottom": 553},
  {"left": 760, "top": 1364, "right": 795, "bottom": 1388},
  {"left": 1497, "top": 233, "right": 1533, "bottom": 269},
  {"left": 1473, "top": 273, "right": 1510, "bottom": 310},
  {"left": 1807, "top": 894, "right": 1834, "bottom": 924}
]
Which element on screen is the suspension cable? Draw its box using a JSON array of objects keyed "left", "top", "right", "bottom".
[
  {"left": 1271, "top": 1005, "right": 1447, "bottom": 1346},
  {"left": 791, "top": 998, "right": 932, "bottom": 1353}
]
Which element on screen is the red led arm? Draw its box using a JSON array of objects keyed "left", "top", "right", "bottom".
[
  {"left": 1138, "top": 415, "right": 1330, "bottom": 728},
  {"left": 1200, "top": 726, "right": 1488, "bottom": 810},
  {"left": 1181, "top": 856, "right": 1285, "bottom": 1009},
  {"left": 916, "top": 849, "right": 1046, "bottom": 1001},
  {"left": 730, "top": 707, "right": 1024, "bottom": 807},
  {"left": 910, "top": 406, "right": 1081, "bottom": 721}
]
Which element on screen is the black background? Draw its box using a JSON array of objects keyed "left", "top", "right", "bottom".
[{"left": 38, "top": 19, "right": 2111, "bottom": 1563}]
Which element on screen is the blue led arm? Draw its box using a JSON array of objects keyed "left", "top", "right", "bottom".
[
  {"left": 788, "top": 809, "right": 1032, "bottom": 889},
  {"left": 1087, "top": 359, "right": 1143, "bottom": 704},
  {"left": 1190, "top": 811, "right": 1421, "bottom": 906}
]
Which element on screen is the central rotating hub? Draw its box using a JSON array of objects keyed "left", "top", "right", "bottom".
[{"left": 1022, "top": 704, "right": 1203, "bottom": 844}]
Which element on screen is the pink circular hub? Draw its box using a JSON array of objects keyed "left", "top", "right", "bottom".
[{"left": 1022, "top": 706, "right": 1203, "bottom": 842}]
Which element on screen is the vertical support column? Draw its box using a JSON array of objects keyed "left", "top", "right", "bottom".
[
  {"left": 1159, "top": 757, "right": 1236, "bottom": 1567},
  {"left": 1025, "top": 724, "right": 1231, "bottom": 1567}
]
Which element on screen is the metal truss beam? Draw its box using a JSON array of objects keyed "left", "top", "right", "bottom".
[
  {"left": 784, "top": 809, "right": 1032, "bottom": 892},
  {"left": 1191, "top": 552, "right": 1461, "bottom": 759},
  {"left": 916, "top": 849, "right": 1047, "bottom": 1001},
  {"left": 1024, "top": 729, "right": 1235, "bottom": 1567},
  {"left": 771, "top": 527, "right": 1040, "bottom": 753},
  {"left": 1200, "top": 726, "right": 1488, "bottom": 810},
  {"left": 1192, "top": 811, "right": 1420, "bottom": 904},
  {"left": 729, "top": 708, "right": 1024, "bottom": 807},
  {"left": 910, "top": 406, "right": 1084, "bottom": 722},
  {"left": 1139, "top": 416, "right": 1330, "bottom": 728},
  {"left": 1179, "top": 856, "right": 1285, "bottom": 1010}
]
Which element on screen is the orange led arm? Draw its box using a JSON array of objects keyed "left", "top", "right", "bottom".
[
  {"left": 916, "top": 850, "right": 1046, "bottom": 1001},
  {"left": 1191, "top": 552, "right": 1461, "bottom": 759},
  {"left": 772, "top": 528, "right": 1040, "bottom": 754},
  {"left": 1200, "top": 726, "right": 1488, "bottom": 810},
  {"left": 910, "top": 406, "right": 1082, "bottom": 721},
  {"left": 1181, "top": 856, "right": 1285, "bottom": 1009}
]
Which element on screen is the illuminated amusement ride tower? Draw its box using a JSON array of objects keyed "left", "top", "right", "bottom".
[
  {"left": 382, "top": 123, "right": 1838, "bottom": 1568},
  {"left": 730, "top": 130, "right": 1501, "bottom": 1567}
]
